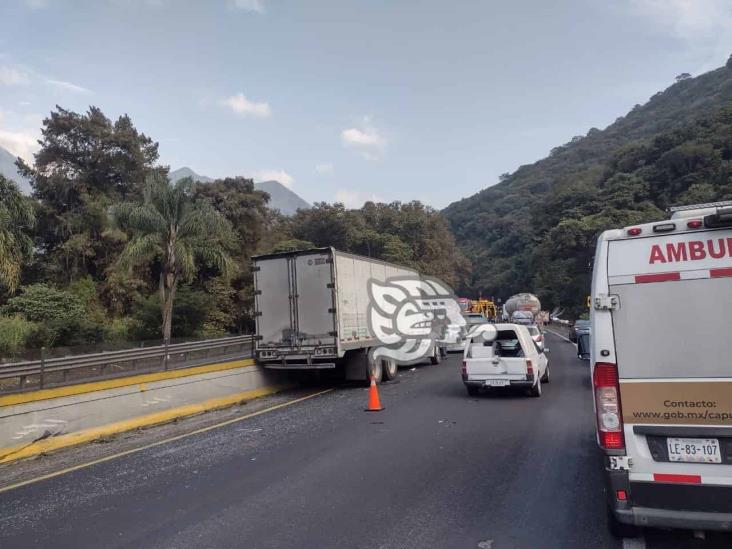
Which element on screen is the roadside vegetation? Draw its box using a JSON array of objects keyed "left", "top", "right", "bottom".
[{"left": 0, "top": 107, "right": 469, "bottom": 358}]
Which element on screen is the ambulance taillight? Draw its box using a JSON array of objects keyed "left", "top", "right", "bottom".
[{"left": 593, "top": 362, "right": 625, "bottom": 450}]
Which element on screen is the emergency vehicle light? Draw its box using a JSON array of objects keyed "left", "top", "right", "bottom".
[
  {"left": 652, "top": 223, "right": 675, "bottom": 233},
  {"left": 687, "top": 219, "right": 703, "bottom": 229},
  {"left": 669, "top": 200, "right": 732, "bottom": 213},
  {"left": 626, "top": 228, "right": 642, "bottom": 236}
]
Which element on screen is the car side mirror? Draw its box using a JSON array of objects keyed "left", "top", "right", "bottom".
[{"left": 544, "top": 349, "right": 550, "bottom": 355}]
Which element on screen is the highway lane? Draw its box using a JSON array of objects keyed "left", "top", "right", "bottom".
[{"left": 0, "top": 333, "right": 726, "bottom": 548}]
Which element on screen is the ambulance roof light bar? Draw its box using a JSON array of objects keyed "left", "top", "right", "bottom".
[{"left": 668, "top": 200, "right": 732, "bottom": 214}]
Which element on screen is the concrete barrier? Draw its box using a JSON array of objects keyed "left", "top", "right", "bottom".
[{"left": 0, "top": 359, "right": 289, "bottom": 464}]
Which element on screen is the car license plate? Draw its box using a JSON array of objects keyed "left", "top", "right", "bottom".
[
  {"left": 486, "top": 379, "right": 510, "bottom": 387},
  {"left": 667, "top": 438, "right": 721, "bottom": 464}
]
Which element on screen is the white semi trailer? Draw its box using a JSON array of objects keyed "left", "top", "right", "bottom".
[{"left": 252, "top": 247, "right": 443, "bottom": 383}]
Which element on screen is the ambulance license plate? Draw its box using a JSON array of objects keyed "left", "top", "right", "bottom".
[
  {"left": 667, "top": 438, "right": 721, "bottom": 464},
  {"left": 486, "top": 379, "right": 510, "bottom": 387}
]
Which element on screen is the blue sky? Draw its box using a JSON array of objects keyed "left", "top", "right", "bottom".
[{"left": 1, "top": 0, "right": 731, "bottom": 208}]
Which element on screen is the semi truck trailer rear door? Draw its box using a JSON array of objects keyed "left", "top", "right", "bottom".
[
  {"left": 255, "top": 252, "right": 336, "bottom": 348},
  {"left": 294, "top": 252, "right": 336, "bottom": 346}
]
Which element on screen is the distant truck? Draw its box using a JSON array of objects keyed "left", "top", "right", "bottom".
[
  {"left": 504, "top": 293, "right": 541, "bottom": 324},
  {"left": 252, "top": 247, "right": 443, "bottom": 383}
]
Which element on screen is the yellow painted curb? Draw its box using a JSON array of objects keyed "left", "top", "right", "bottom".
[
  {"left": 0, "top": 358, "right": 256, "bottom": 407},
  {"left": 0, "top": 383, "right": 290, "bottom": 464}
]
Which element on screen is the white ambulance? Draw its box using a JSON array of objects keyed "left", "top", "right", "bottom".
[{"left": 591, "top": 201, "right": 732, "bottom": 537}]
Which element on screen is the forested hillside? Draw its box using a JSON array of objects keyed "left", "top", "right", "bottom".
[{"left": 444, "top": 56, "right": 732, "bottom": 315}]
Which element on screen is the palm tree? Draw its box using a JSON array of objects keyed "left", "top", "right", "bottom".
[
  {"left": 113, "top": 175, "right": 233, "bottom": 342},
  {"left": 0, "top": 175, "right": 35, "bottom": 293}
]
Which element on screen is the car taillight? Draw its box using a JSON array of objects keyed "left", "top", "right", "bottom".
[
  {"left": 526, "top": 359, "right": 534, "bottom": 377},
  {"left": 461, "top": 360, "right": 467, "bottom": 379},
  {"left": 593, "top": 362, "right": 625, "bottom": 450}
]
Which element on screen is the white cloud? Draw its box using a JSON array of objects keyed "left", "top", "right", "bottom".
[
  {"left": 315, "top": 162, "right": 334, "bottom": 175},
  {"left": 252, "top": 169, "right": 294, "bottom": 188},
  {"left": 629, "top": 0, "right": 732, "bottom": 40},
  {"left": 0, "top": 62, "right": 91, "bottom": 93},
  {"left": 46, "top": 78, "right": 92, "bottom": 94},
  {"left": 220, "top": 93, "right": 271, "bottom": 118},
  {"left": 628, "top": 0, "right": 732, "bottom": 70},
  {"left": 0, "top": 111, "right": 40, "bottom": 163},
  {"left": 232, "top": 0, "right": 265, "bottom": 13},
  {"left": 335, "top": 188, "right": 383, "bottom": 209},
  {"left": 341, "top": 117, "right": 386, "bottom": 159},
  {"left": 0, "top": 66, "right": 30, "bottom": 86}
]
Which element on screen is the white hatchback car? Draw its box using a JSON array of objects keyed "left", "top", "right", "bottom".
[{"left": 462, "top": 323, "right": 549, "bottom": 397}]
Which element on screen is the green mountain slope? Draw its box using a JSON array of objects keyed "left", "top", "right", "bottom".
[{"left": 443, "top": 59, "right": 732, "bottom": 314}]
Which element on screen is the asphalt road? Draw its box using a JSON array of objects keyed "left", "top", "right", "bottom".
[{"left": 1, "top": 333, "right": 730, "bottom": 548}]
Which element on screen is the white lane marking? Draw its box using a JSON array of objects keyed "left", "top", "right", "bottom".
[
  {"left": 544, "top": 328, "right": 575, "bottom": 346},
  {"left": 622, "top": 537, "right": 646, "bottom": 549}
]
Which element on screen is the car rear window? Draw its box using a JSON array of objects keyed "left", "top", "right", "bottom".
[{"left": 495, "top": 330, "right": 525, "bottom": 358}]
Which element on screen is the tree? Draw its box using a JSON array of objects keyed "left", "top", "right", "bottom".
[
  {"left": 675, "top": 73, "right": 692, "bottom": 82},
  {"left": 113, "top": 175, "right": 233, "bottom": 342},
  {"left": 17, "top": 106, "right": 164, "bottom": 283},
  {"left": 194, "top": 177, "right": 274, "bottom": 333},
  {"left": 280, "top": 200, "right": 470, "bottom": 288},
  {"left": 0, "top": 175, "right": 35, "bottom": 292}
]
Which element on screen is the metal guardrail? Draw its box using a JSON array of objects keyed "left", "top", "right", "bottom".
[{"left": 0, "top": 335, "right": 254, "bottom": 396}]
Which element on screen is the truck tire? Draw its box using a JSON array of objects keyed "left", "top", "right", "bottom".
[
  {"left": 607, "top": 506, "right": 641, "bottom": 539},
  {"left": 382, "top": 358, "right": 398, "bottom": 381},
  {"left": 541, "top": 366, "right": 550, "bottom": 383},
  {"left": 430, "top": 345, "right": 441, "bottom": 365},
  {"left": 529, "top": 378, "right": 542, "bottom": 397},
  {"left": 367, "top": 358, "right": 383, "bottom": 384}
]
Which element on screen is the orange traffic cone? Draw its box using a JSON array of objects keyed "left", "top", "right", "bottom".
[{"left": 365, "top": 376, "right": 384, "bottom": 412}]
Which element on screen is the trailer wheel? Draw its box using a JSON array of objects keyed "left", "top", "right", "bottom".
[
  {"left": 367, "top": 358, "right": 384, "bottom": 384},
  {"left": 430, "top": 345, "right": 441, "bottom": 365},
  {"left": 382, "top": 358, "right": 398, "bottom": 381}
]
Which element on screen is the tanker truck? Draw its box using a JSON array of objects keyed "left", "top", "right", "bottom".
[{"left": 503, "top": 293, "right": 541, "bottom": 325}]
